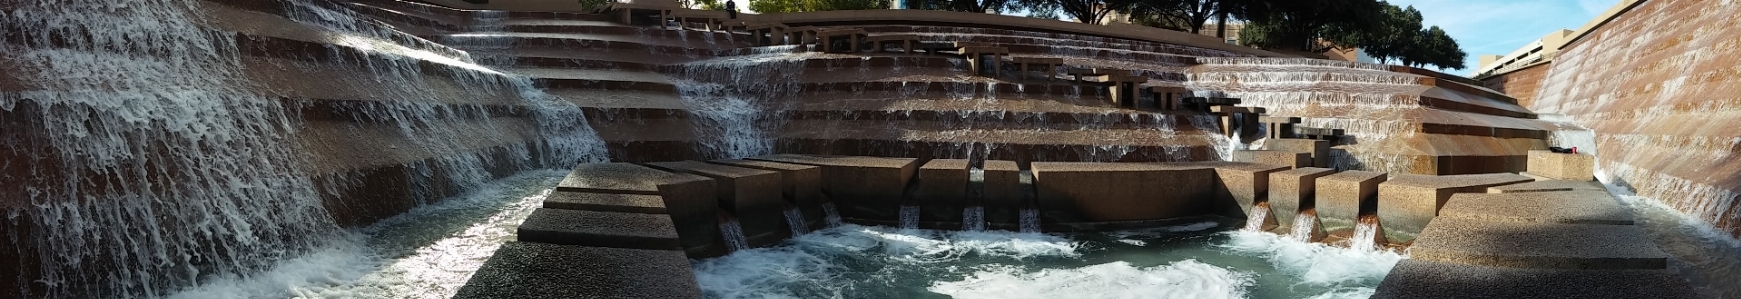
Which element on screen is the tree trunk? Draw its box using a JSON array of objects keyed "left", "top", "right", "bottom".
[{"left": 1216, "top": 11, "right": 1226, "bottom": 38}]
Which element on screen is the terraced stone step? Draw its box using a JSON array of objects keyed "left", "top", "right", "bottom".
[
  {"left": 454, "top": 242, "right": 703, "bottom": 299},
  {"left": 1438, "top": 191, "right": 1631, "bottom": 225},
  {"left": 1410, "top": 217, "right": 1669, "bottom": 269},
  {"left": 517, "top": 208, "right": 682, "bottom": 250},
  {"left": 1487, "top": 179, "right": 1606, "bottom": 193},
  {"left": 1372, "top": 259, "right": 1698, "bottom": 299},
  {"left": 544, "top": 192, "right": 668, "bottom": 214},
  {"left": 1377, "top": 173, "right": 1534, "bottom": 238},
  {"left": 555, "top": 163, "right": 719, "bottom": 254}
]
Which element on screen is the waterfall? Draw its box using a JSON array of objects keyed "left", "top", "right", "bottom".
[
  {"left": 1242, "top": 205, "right": 1270, "bottom": 231},
  {"left": 899, "top": 206, "right": 922, "bottom": 229},
  {"left": 670, "top": 48, "right": 808, "bottom": 159},
  {"left": 962, "top": 206, "right": 987, "bottom": 231},
  {"left": 1019, "top": 208, "right": 1043, "bottom": 233},
  {"left": 783, "top": 207, "right": 810, "bottom": 236},
  {"left": 0, "top": 1, "right": 606, "bottom": 298},
  {"left": 822, "top": 202, "right": 844, "bottom": 227},
  {"left": 1350, "top": 222, "right": 1383, "bottom": 252},
  {"left": 719, "top": 220, "right": 750, "bottom": 252},
  {"left": 1288, "top": 214, "right": 1316, "bottom": 242}
]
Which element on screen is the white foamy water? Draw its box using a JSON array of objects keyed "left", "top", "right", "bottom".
[
  {"left": 929, "top": 260, "right": 1253, "bottom": 299},
  {"left": 166, "top": 170, "right": 566, "bottom": 299},
  {"left": 697, "top": 221, "right": 1404, "bottom": 299}
]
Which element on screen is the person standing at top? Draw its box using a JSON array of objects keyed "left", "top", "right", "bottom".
[{"left": 725, "top": 0, "right": 738, "bottom": 19}]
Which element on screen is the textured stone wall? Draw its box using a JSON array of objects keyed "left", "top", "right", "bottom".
[
  {"left": 1481, "top": 62, "right": 1549, "bottom": 109},
  {"left": 1532, "top": 0, "right": 1741, "bottom": 238}
]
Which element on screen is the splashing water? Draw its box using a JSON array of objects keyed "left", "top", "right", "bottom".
[
  {"left": 1243, "top": 205, "right": 1271, "bottom": 232},
  {"left": 822, "top": 203, "right": 844, "bottom": 228},
  {"left": 1349, "top": 222, "right": 1383, "bottom": 252},
  {"left": 720, "top": 220, "right": 752, "bottom": 252}
]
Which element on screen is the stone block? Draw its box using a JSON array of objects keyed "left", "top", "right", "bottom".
[
  {"left": 915, "top": 159, "right": 971, "bottom": 222},
  {"left": 646, "top": 161, "right": 787, "bottom": 247},
  {"left": 709, "top": 159, "right": 825, "bottom": 230},
  {"left": 1316, "top": 170, "right": 1386, "bottom": 226},
  {"left": 1377, "top": 173, "right": 1534, "bottom": 240},
  {"left": 1371, "top": 260, "right": 1699, "bottom": 299},
  {"left": 517, "top": 208, "right": 681, "bottom": 251},
  {"left": 1268, "top": 167, "right": 1336, "bottom": 229},
  {"left": 1526, "top": 150, "right": 1595, "bottom": 181},
  {"left": 746, "top": 154, "right": 917, "bottom": 221},
  {"left": 1410, "top": 217, "right": 1669, "bottom": 269},
  {"left": 1263, "top": 138, "right": 1329, "bottom": 168},
  {"left": 454, "top": 242, "right": 702, "bottom": 299},
  {"left": 981, "top": 160, "right": 1024, "bottom": 225},
  {"left": 1439, "top": 191, "right": 1632, "bottom": 225},
  {"left": 544, "top": 192, "right": 667, "bottom": 214},
  {"left": 1205, "top": 162, "right": 1290, "bottom": 220},
  {"left": 1232, "top": 150, "right": 1309, "bottom": 169},
  {"left": 1031, "top": 162, "right": 1218, "bottom": 222},
  {"left": 553, "top": 163, "right": 718, "bottom": 256},
  {"left": 1487, "top": 179, "right": 1606, "bottom": 193}
]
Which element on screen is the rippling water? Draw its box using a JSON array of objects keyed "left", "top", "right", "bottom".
[{"left": 693, "top": 222, "right": 1405, "bottom": 299}]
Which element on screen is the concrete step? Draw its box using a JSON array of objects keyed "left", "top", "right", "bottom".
[
  {"left": 1410, "top": 217, "right": 1669, "bottom": 269},
  {"left": 454, "top": 242, "right": 703, "bottom": 299},
  {"left": 517, "top": 208, "right": 682, "bottom": 251},
  {"left": 1377, "top": 173, "right": 1534, "bottom": 240},
  {"left": 1372, "top": 259, "right": 1698, "bottom": 299},
  {"left": 544, "top": 192, "right": 669, "bottom": 214},
  {"left": 1440, "top": 191, "right": 1632, "bottom": 225},
  {"left": 1487, "top": 179, "right": 1606, "bottom": 193}
]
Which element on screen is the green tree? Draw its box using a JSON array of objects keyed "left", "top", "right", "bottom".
[
  {"left": 803, "top": 0, "right": 889, "bottom": 11},
  {"left": 1360, "top": 3, "right": 1422, "bottom": 64},
  {"left": 1226, "top": 0, "right": 1383, "bottom": 51},
  {"left": 1418, "top": 26, "right": 1465, "bottom": 69},
  {"left": 1129, "top": 0, "right": 1219, "bottom": 33},
  {"left": 1043, "top": 0, "right": 1143, "bottom": 23},
  {"left": 749, "top": 0, "right": 805, "bottom": 12}
]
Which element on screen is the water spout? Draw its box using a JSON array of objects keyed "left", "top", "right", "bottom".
[
  {"left": 1019, "top": 208, "right": 1042, "bottom": 233},
  {"left": 899, "top": 205, "right": 921, "bottom": 229}
]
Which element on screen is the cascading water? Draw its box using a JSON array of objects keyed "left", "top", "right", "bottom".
[
  {"left": 1243, "top": 205, "right": 1270, "bottom": 232},
  {"left": 822, "top": 202, "right": 844, "bottom": 227},
  {"left": 1349, "top": 222, "right": 1383, "bottom": 252},
  {"left": 720, "top": 220, "right": 751, "bottom": 252},
  {"left": 783, "top": 207, "right": 810, "bottom": 236},
  {"left": 898, "top": 206, "right": 922, "bottom": 229},
  {"left": 1289, "top": 214, "right": 1317, "bottom": 242},
  {"left": 1019, "top": 209, "right": 1043, "bottom": 233},
  {"left": 669, "top": 48, "right": 808, "bottom": 159},
  {"left": 963, "top": 206, "right": 987, "bottom": 231},
  {"left": 0, "top": 1, "right": 606, "bottom": 298}
]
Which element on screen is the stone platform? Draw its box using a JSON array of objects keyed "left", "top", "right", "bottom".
[
  {"left": 1376, "top": 173, "right": 1533, "bottom": 240},
  {"left": 1372, "top": 260, "right": 1699, "bottom": 299},
  {"left": 454, "top": 242, "right": 704, "bottom": 299}
]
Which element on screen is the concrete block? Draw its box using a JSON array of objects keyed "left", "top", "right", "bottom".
[
  {"left": 1377, "top": 173, "right": 1534, "bottom": 240},
  {"left": 1316, "top": 170, "right": 1387, "bottom": 226},
  {"left": 1487, "top": 180, "right": 1606, "bottom": 193},
  {"left": 1205, "top": 162, "right": 1291, "bottom": 220},
  {"left": 1031, "top": 162, "right": 1218, "bottom": 222},
  {"left": 1439, "top": 191, "right": 1632, "bottom": 225},
  {"left": 982, "top": 160, "right": 1023, "bottom": 207},
  {"left": 646, "top": 161, "right": 786, "bottom": 247},
  {"left": 1233, "top": 150, "right": 1309, "bottom": 169},
  {"left": 709, "top": 159, "right": 825, "bottom": 230},
  {"left": 915, "top": 159, "right": 971, "bottom": 222},
  {"left": 1526, "top": 150, "right": 1595, "bottom": 181},
  {"left": 1263, "top": 138, "right": 1330, "bottom": 168},
  {"left": 1371, "top": 260, "right": 1699, "bottom": 299},
  {"left": 1268, "top": 167, "right": 1336, "bottom": 229},
  {"left": 746, "top": 154, "right": 917, "bottom": 221},
  {"left": 454, "top": 242, "right": 703, "bottom": 299},
  {"left": 1411, "top": 217, "right": 1669, "bottom": 269},
  {"left": 553, "top": 163, "right": 718, "bottom": 256},
  {"left": 517, "top": 208, "right": 681, "bottom": 251},
  {"left": 544, "top": 192, "right": 667, "bottom": 214}
]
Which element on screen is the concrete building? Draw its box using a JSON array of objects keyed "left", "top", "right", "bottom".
[{"left": 1470, "top": 29, "right": 1574, "bottom": 78}]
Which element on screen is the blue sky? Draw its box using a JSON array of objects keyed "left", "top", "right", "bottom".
[{"left": 1381, "top": 0, "right": 1620, "bottom": 75}]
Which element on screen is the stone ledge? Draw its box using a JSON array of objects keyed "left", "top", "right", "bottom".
[
  {"left": 1376, "top": 173, "right": 1534, "bottom": 240},
  {"left": 646, "top": 161, "right": 788, "bottom": 247},
  {"left": 746, "top": 154, "right": 917, "bottom": 220},
  {"left": 1410, "top": 218, "right": 1669, "bottom": 270},
  {"left": 1232, "top": 150, "right": 1309, "bottom": 169},
  {"left": 1526, "top": 150, "right": 1595, "bottom": 181},
  {"left": 517, "top": 208, "right": 682, "bottom": 251},
  {"left": 544, "top": 192, "right": 667, "bottom": 214},
  {"left": 1372, "top": 259, "right": 1697, "bottom": 299},
  {"left": 454, "top": 242, "right": 702, "bottom": 299},
  {"left": 1439, "top": 191, "right": 1632, "bottom": 225},
  {"left": 1263, "top": 139, "right": 1329, "bottom": 168},
  {"left": 1487, "top": 179, "right": 1606, "bottom": 193}
]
